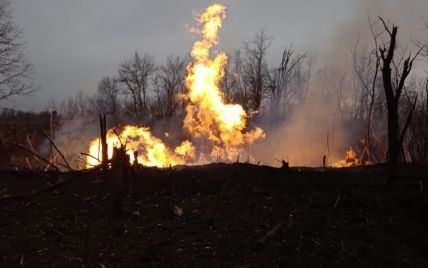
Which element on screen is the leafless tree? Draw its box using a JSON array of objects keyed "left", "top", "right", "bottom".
[
  {"left": 406, "top": 22, "right": 428, "bottom": 163},
  {"left": 97, "top": 76, "right": 120, "bottom": 118},
  {"left": 46, "top": 97, "right": 58, "bottom": 112},
  {"left": 352, "top": 45, "right": 379, "bottom": 120},
  {"left": 317, "top": 68, "right": 347, "bottom": 111},
  {"left": 352, "top": 22, "right": 382, "bottom": 163},
  {"left": 59, "top": 90, "right": 91, "bottom": 118},
  {"left": 219, "top": 53, "right": 238, "bottom": 103},
  {"left": 153, "top": 56, "right": 186, "bottom": 118},
  {"left": 268, "top": 46, "right": 308, "bottom": 120},
  {"left": 118, "top": 52, "right": 156, "bottom": 120},
  {"left": 230, "top": 50, "right": 250, "bottom": 113},
  {"left": 242, "top": 30, "right": 272, "bottom": 113},
  {"left": 376, "top": 17, "right": 422, "bottom": 182},
  {"left": 150, "top": 85, "right": 164, "bottom": 119},
  {"left": 0, "top": 0, "right": 36, "bottom": 102}
]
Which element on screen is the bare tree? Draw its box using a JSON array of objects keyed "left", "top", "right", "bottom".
[
  {"left": 407, "top": 78, "right": 428, "bottom": 163},
  {"left": 352, "top": 45, "right": 378, "bottom": 120},
  {"left": 46, "top": 97, "right": 58, "bottom": 112},
  {"left": 316, "top": 68, "right": 348, "bottom": 114},
  {"left": 118, "top": 52, "right": 156, "bottom": 120},
  {"left": 407, "top": 22, "right": 428, "bottom": 163},
  {"left": 59, "top": 90, "right": 91, "bottom": 118},
  {"left": 242, "top": 31, "right": 272, "bottom": 113},
  {"left": 268, "top": 46, "right": 308, "bottom": 120},
  {"left": 376, "top": 18, "right": 422, "bottom": 182},
  {"left": 0, "top": 0, "right": 36, "bottom": 102},
  {"left": 97, "top": 76, "right": 120, "bottom": 118},
  {"left": 352, "top": 31, "right": 381, "bottom": 163},
  {"left": 153, "top": 56, "right": 186, "bottom": 118},
  {"left": 219, "top": 52, "right": 238, "bottom": 103},
  {"left": 230, "top": 50, "right": 250, "bottom": 113},
  {"left": 150, "top": 84, "right": 164, "bottom": 119}
]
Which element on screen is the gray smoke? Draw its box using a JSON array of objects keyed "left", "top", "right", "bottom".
[{"left": 252, "top": 0, "right": 428, "bottom": 167}]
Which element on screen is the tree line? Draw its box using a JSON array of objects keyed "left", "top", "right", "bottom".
[
  {"left": 0, "top": 0, "right": 427, "bottom": 170},
  {"left": 49, "top": 30, "right": 313, "bottom": 124},
  {"left": 48, "top": 20, "right": 428, "bottom": 169}
]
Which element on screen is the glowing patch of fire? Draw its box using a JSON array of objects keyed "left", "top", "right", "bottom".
[
  {"left": 87, "top": 126, "right": 194, "bottom": 167},
  {"left": 331, "top": 147, "right": 360, "bottom": 168}
]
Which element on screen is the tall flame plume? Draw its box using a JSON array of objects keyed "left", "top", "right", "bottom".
[
  {"left": 184, "top": 3, "right": 264, "bottom": 161},
  {"left": 86, "top": 3, "right": 264, "bottom": 168}
]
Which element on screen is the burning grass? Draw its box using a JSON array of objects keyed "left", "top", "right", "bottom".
[{"left": 331, "top": 147, "right": 369, "bottom": 168}]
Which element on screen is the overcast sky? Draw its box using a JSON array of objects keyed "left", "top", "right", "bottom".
[{"left": 4, "top": 0, "right": 427, "bottom": 111}]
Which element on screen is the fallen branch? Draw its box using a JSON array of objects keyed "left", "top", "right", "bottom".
[
  {"left": 0, "top": 166, "right": 102, "bottom": 201},
  {"left": 257, "top": 214, "right": 295, "bottom": 249},
  {"left": 42, "top": 131, "right": 74, "bottom": 171},
  {"left": 12, "top": 143, "right": 60, "bottom": 171},
  {"left": 257, "top": 222, "right": 284, "bottom": 246},
  {"left": 334, "top": 196, "right": 341, "bottom": 208},
  {"left": 81, "top": 152, "right": 101, "bottom": 163}
]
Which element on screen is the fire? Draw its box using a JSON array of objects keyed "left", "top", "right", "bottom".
[
  {"left": 331, "top": 147, "right": 360, "bottom": 168},
  {"left": 87, "top": 126, "right": 193, "bottom": 167},
  {"left": 184, "top": 3, "right": 264, "bottom": 161},
  {"left": 86, "top": 3, "right": 264, "bottom": 168}
]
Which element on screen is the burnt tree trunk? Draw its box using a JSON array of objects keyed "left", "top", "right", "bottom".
[
  {"left": 380, "top": 23, "right": 398, "bottom": 168},
  {"left": 378, "top": 18, "right": 417, "bottom": 184},
  {"left": 99, "top": 115, "right": 108, "bottom": 170}
]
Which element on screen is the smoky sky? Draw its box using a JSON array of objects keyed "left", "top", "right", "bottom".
[{"left": 5, "top": 0, "right": 428, "bottom": 111}]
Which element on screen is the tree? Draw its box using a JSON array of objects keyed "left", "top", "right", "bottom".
[
  {"left": 268, "top": 46, "right": 308, "bottom": 120},
  {"left": 352, "top": 45, "right": 379, "bottom": 120},
  {"left": 118, "top": 52, "right": 156, "bottom": 120},
  {"left": 242, "top": 31, "right": 272, "bottom": 112},
  {"left": 0, "top": 0, "right": 36, "bottom": 102},
  {"left": 230, "top": 50, "right": 250, "bottom": 113},
  {"left": 59, "top": 90, "right": 91, "bottom": 118},
  {"left": 219, "top": 52, "right": 238, "bottom": 103},
  {"left": 97, "top": 76, "right": 120, "bottom": 118},
  {"left": 352, "top": 33, "right": 381, "bottom": 163},
  {"left": 407, "top": 21, "right": 428, "bottom": 164},
  {"left": 153, "top": 56, "right": 186, "bottom": 118},
  {"left": 377, "top": 18, "right": 421, "bottom": 181}
]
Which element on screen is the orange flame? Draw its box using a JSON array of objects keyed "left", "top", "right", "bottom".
[
  {"left": 86, "top": 3, "right": 264, "bottom": 168},
  {"left": 87, "top": 126, "right": 193, "bottom": 167},
  {"left": 331, "top": 147, "right": 360, "bottom": 168},
  {"left": 184, "top": 3, "right": 264, "bottom": 161}
]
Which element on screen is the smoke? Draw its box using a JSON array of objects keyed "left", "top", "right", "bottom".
[
  {"left": 252, "top": 0, "right": 428, "bottom": 167},
  {"left": 52, "top": 116, "right": 100, "bottom": 169},
  {"left": 322, "top": 0, "right": 427, "bottom": 69},
  {"left": 253, "top": 88, "right": 350, "bottom": 167}
]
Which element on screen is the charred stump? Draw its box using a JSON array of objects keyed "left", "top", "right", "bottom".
[
  {"left": 109, "top": 146, "right": 130, "bottom": 218},
  {"left": 99, "top": 115, "right": 108, "bottom": 171}
]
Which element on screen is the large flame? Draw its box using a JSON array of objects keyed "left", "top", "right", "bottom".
[
  {"left": 86, "top": 3, "right": 264, "bottom": 168},
  {"left": 184, "top": 3, "right": 264, "bottom": 161}
]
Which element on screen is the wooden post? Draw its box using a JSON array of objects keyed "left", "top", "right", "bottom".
[
  {"left": 99, "top": 115, "right": 108, "bottom": 170},
  {"left": 110, "top": 145, "right": 130, "bottom": 217},
  {"left": 49, "top": 110, "right": 57, "bottom": 160}
]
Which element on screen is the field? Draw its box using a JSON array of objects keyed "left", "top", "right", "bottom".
[{"left": 1, "top": 163, "right": 428, "bottom": 267}]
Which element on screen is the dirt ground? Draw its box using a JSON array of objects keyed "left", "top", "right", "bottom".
[{"left": 1, "top": 163, "right": 428, "bottom": 267}]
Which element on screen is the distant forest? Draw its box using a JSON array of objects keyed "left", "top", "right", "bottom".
[{"left": 0, "top": 0, "right": 427, "bottom": 169}]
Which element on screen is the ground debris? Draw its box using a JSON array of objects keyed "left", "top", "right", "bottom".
[{"left": 0, "top": 163, "right": 427, "bottom": 267}]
